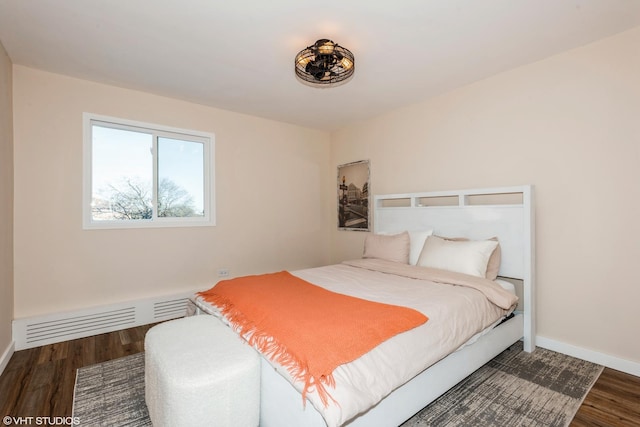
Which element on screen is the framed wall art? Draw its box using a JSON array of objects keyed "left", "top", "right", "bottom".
[{"left": 337, "top": 160, "right": 370, "bottom": 231}]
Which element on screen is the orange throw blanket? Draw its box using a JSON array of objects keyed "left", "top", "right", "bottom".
[{"left": 198, "top": 271, "right": 428, "bottom": 406}]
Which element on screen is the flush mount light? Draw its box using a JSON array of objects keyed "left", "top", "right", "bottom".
[{"left": 294, "top": 39, "right": 355, "bottom": 87}]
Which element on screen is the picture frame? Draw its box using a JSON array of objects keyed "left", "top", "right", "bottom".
[{"left": 337, "top": 160, "right": 370, "bottom": 231}]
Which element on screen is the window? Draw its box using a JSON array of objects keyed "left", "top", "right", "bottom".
[{"left": 83, "top": 113, "right": 215, "bottom": 229}]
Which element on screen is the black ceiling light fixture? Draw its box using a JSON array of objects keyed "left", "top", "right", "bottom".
[{"left": 294, "top": 39, "right": 355, "bottom": 87}]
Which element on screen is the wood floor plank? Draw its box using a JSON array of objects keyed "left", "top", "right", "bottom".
[
  {"left": 80, "top": 335, "right": 96, "bottom": 367},
  {"left": 1, "top": 323, "right": 638, "bottom": 426},
  {"left": 0, "top": 365, "right": 28, "bottom": 416},
  {"left": 36, "top": 341, "right": 68, "bottom": 365},
  {"left": 58, "top": 340, "right": 84, "bottom": 416},
  {"left": 571, "top": 367, "right": 640, "bottom": 427},
  {"left": 93, "top": 332, "right": 111, "bottom": 365}
]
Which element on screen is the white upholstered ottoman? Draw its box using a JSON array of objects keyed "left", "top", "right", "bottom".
[{"left": 144, "top": 315, "right": 260, "bottom": 427}]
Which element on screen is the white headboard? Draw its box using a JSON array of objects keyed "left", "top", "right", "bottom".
[{"left": 374, "top": 185, "right": 536, "bottom": 351}]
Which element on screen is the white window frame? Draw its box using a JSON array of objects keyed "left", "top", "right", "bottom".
[{"left": 83, "top": 113, "right": 215, "bottom": 229}]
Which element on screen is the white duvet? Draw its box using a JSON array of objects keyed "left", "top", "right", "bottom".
[{"left": 193, "top": 259, "right": 516, "bottom": 427}]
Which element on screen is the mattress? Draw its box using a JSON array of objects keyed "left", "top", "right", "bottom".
[{"left": 192, "top": 259, "right": 517, "bottom": 427}]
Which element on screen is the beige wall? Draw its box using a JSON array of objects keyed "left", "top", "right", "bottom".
[
  {"left": 12, "top": 66, "right": 332, "bottom": 318},
  {"left": 7, "top": 26, "right": 640, "bottom": 367},
  {"left": 0, "top": 41, "right": 13, "bottom": 356},
  {"left": 331, "top": 27, "right": 640, "bottom": 364}
]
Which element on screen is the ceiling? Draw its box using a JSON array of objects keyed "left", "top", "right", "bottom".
[{"left": 1, "top": 0, "right": 639, "bottom": 131}]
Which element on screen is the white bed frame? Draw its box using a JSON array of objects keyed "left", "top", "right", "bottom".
[{"left": 261, "top": 185, "right": 535, "bottom": 427}]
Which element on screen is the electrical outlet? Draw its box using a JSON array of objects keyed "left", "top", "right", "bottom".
[{"left": 217, "top": 268, "right": 230, "bottom": 278}]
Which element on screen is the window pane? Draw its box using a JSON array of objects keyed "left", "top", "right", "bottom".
[
  {"left": 91, "top": 125, "right": 153, "bottom": 220},
  {"left": 157, "top": 137, "right": 205, "bottom": 218}
]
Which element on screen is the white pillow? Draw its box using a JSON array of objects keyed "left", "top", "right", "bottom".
[
  {"left": 417, "top": 235, "right": 499, "bottom": 278},
  {"left": 408, "top": 230, "right": 434, "bottom": 265}
]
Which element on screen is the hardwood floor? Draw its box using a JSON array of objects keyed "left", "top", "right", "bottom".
[
  {"left": 571, "top": 367, "right": 640, "bottom": 427},
  {"left": 1, "top": 324, "right": 639, "bottom": 426},
  {"left": 0, "top": 324, "right": 156, "bottom": 424}
]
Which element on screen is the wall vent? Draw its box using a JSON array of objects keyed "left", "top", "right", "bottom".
[
  {"left": 13, "top": 291, "right": 196, "bottom": 350},
  {"left": 154, "top": 298, "right": 190, "bottom": 320},
  {"left": 24, "top": 307, "right": 136, "bottom": 346}
]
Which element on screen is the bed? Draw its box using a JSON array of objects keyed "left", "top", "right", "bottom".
[{"left": 192, "top": 185, "right": 535, "bottom": 427}]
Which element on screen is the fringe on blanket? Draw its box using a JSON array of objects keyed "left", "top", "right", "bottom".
[{"left": 199, "top": 292, "right": 338, "bottom": 407}]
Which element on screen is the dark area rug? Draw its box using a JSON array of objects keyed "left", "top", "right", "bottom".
[
  {"left": 73, "top": 353, "right": 151, "bottom": 427},
  {"left": 73, "top": 342, "right": 602, "bottom": 426},
  {"left": 400, "top": 342, "right": 603, "bottom": 427}
]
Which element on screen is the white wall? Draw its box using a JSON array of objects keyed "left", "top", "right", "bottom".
[
  {"left": 12, "top": 66, "right": 332, "bottom": 319},
  {"left": 331, "top": 27, "right": 640, "bottom": 365},
  {"left": 0, "top": 41, "right": 14, "bottom": 366}
]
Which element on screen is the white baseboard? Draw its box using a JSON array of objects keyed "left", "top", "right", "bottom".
[
  {"left": 0, "top": 340, "right": 15, "bottom": 377},
  {"left": 536, "top": 336, "right": 640, "bottom": 377},
  {"left": 12, "top": 291, "right": 199, "bottom": 351}
]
